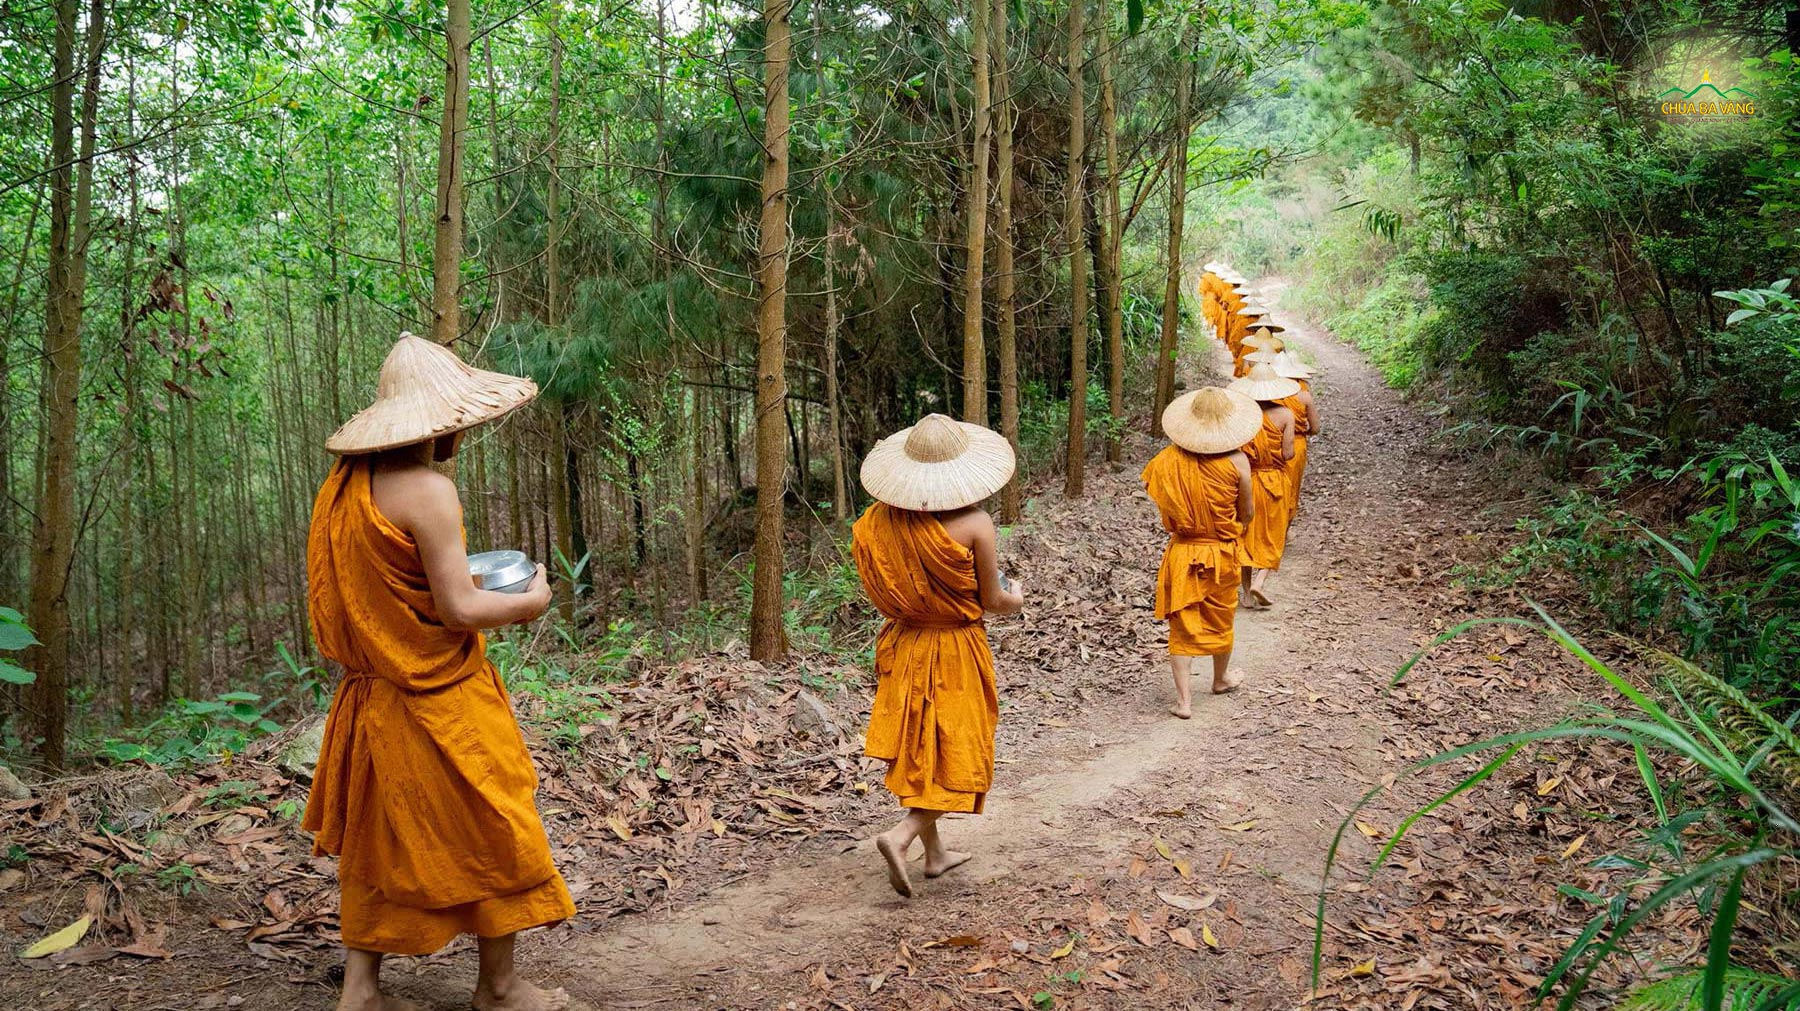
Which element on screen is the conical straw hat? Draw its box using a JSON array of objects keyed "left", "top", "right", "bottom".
[
  {"left": 1224, "top": 274, "right": 1249, "bottom": 286},
  {"left": 1271, "top": 351, "right": 1315, "bottom": 380},
  {"left": 325, "top": 333, "right": 539, "bottom": 455},
  {"left": 1203, "top": 261, "right": 1229, "bottom": 273},
  {"left": 1241, "top": 330, "right": 1286, "bottom": 354},
  {"left": 1242, "top": 349, "right": 1282, "bottom": 365},
  {"left": 1236, "top": 303, "right": 1271, "bottom": 317},
  {"left": 1228, "top": 362, "right": 1302, "bottom": 402},
  {"left": 1249, "top": 319, "right": 1287, "bottom": 334},
  {"left": 1161, "top": 387, "right": 1263, "bottom": 455},
  {"left": 859, "top": 413, "right": 1016, "bottom": 512}
]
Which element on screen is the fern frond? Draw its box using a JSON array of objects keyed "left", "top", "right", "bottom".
[
  {"left": 1654, "top": 650, "right": 1800, "bottom": 793},
  {"left": 1621, "top": 967, "right": 1800, "bottom": 1011}
]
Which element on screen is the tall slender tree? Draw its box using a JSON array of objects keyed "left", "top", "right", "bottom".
[
  {"left": 430, "top": 0, "right": 473, "bottom": 345},
  {"left": 1152, "top": 23, "right": 1193, "bottom": 433},
  {"left": 27, "top": 0, "right": 105, "bottom": 768},
  {"left": 961, "top": 0, "right": 993, "bottom": 423},
  {"left": 993, "top": 0, "right": 1021, "bottom": 521},
  {"left": 750, "top": 0, "right": 794, "bottom": 660},
  {"left": 1063, "top": 0, "right": 1089, "bottom": 497},
  {"left": 1098, "top": 3, "right": 1124, "bottom": 463}
]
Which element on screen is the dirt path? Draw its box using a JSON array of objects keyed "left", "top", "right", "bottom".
[
  {"left": 4, "top": 284, "right": 1605, "bottom": 1011},
  {"left": 490, "top": 283, "right": 1555, "bottom": 1010}
]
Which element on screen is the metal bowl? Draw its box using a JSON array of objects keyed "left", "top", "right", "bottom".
[{"left": 468, "top": 550, "right": 537, "bottom": 594}]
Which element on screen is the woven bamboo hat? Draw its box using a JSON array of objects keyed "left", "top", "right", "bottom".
[
  {"left": 1271, "top": 351, "right": 1315, "bottom": 380},
  {"left": 1161, "top": 387, "right": 1264, "bottom": 455},
  {"left": 1241, "top": 330, "right": 1286, "bottom": 354},
  {"left": 1229, "top": 362, "right": 1302, "bottom": 402},
  {"left": 1237, "top": 303, "right": 1271, "bottom": 317},
  {"left": 1250, "top": 319, "right": 1288, "bottom": 334},
  {"left": 1243, "top": 349, "right": 1282, "bottom": 365},
  {"left": 860, "top": 413, "right": 1016, "bottom": 512},
  {"left": 325, "top": 333, "right": 539, "bottom": 455},
  {"left": 1224, "top": 274, "right": 1250, "bottom": 286},
  {"left": 1203, "top": 261, "right": 1230, "bottom": 273}
]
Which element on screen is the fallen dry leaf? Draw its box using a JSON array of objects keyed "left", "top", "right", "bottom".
[
  {"left": 1220, "top": 820, "right": 1258, "bottom": 832},
  {"left": 19, "top": 915, "right": 92, "bottom": 959},
  {"left": 1537, "top": 777, "right": 1561, "bottom": 797},
  {"left": 1051, "top": 936, "right": 1076, "bottom": 959},
  {"left": 1168, "top": 927, "right": 1199, "bottom": 951},
  {"left": 1561, "top": 834, "right": 1587, "bottom": 860},
  {"left": 1343, "top": 957, "right": 1377, "bottom": 978},
  {"left": 1153, "top": 837, "right": 1174, "bottom": 860},
  {"left": 1156, "top": 890, "right": 1217, "bottom": 911},
  {"left": 1354, "top": 820, "right": 1383, "bottom": 839},
  {"left": 1201, "top": 922, "right": 1219, "bottom": 950}
]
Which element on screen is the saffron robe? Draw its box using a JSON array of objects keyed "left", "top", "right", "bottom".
[
  {"left": 1276, "top": 388, "right": 1313, "bottom": 502},
  {"left": 303, "top": 457, "right": 574, "bottom": 956},
  {"left": 852, "top": 503, "right": 999, "bottom": 815},
  {"left": 1142, "top": 447, "right": 1247, "bottom": 656},
  {"left": 1240, "top": 409, "right": 1298, "bottom": 570}
]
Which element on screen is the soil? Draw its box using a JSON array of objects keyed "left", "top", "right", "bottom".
[{"left": 3, "top": 285, "right": 1677, "bottom": 1010}]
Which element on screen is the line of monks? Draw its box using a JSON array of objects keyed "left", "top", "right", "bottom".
[{"left": 304, "top": 279, "right": 1325, "bottom": 1007}]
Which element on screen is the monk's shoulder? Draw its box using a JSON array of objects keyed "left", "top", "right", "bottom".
[
  {"left": 372, "top": 463, "right": 458, "bottom": 530},
  {"left": 935, "top": 505, "right": 994, "bottom": 548}
]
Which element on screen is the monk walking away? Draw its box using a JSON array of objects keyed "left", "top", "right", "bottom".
[
  {"left": 851, "top": 414, "right": 1025, "bottom": 897},
  {"left": 1143, "top": 388, "right": 1261, "bottom": 717},
  {"left": 305, "top": 334, "right": 573, "bottom": 1011},
  {"left": 1228, "top": 363, "right": 1302, "bottom": 609}
]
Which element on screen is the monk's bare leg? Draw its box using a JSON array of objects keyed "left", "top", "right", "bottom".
[
  {"left": 918, "top": 814, "right": 971, "bottom": 878},
  {"left": 337, "top": 950, "right": 423, "bottom": 1011},
  {"left": 1210, "top": 649, "right": 1245, "bottom": 694},
  {"left": 1249, "top": 567, "right": 1274, "bottom": 607},
  {"left": 1240, "top": 567, "right": 1256, "bottom": 608},
  {"left": 875, "top": 809, "right": 938, "bottom": 896},
  {"left": 473, "top": 934, "right": 569, "bottom": 1011},
  {"left": 1169, "top": 654, "right": 1194, "bottom": 719}
]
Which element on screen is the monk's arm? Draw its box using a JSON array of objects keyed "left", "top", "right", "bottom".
[
  {"left": 968, "top": 512, "right": 1026, "bottom": 615},
  {"left": 1233, "top": 452, "right": 1254, "bottom": 521},
  {"left": 1280, "top": 412, "right": 1295, "bottom": 462},
  {"left": 1305, "top": 393, "right": 1322, "bottom": 437},
  {"left": 407, "top": 473, "right": 554, "bottom": 629}
]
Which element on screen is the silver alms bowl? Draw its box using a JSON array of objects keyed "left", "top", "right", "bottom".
[{"left": 468, "top": 549, "right": 537, "bottom": 594}]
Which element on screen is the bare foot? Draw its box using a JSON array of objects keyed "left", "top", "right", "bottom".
[
  {"left": 1249, "top": 586, "right": 1274, "bottom": 607},
  {"left": 338, "top": 991, "right": 424, "bottom": 1011},
  {"left": 1170, "top": 704, "right": 1193, "bottom": 719},
  {"left": 875, "top": 832, "right": 914, "bottom": 897},
  {"left": 472, "top": 978, "right": 569, "bottom": 1011},
  {"left": 1212, "top": 669, "right": 1246, "bottom": 694},
  {"left": 923, "top": 849, "right": 972, "bottom": 878}
]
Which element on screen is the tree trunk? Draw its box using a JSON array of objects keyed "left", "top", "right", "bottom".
[
  {"left": 27, "top": 0, "right": 103, "bottom": 768},
  {"left": 429, "top": 0, "right": 472, "bottom": 345},
  {"left": 750, "top": 0, "right": 793, "bottom": 661},
  {"left": 544, "top": 9, "right": 577, "bottom": 619},
  {"left": 1062, "top": 0, "right": 1088, "bottom": 497},
  {"left": 992, "top": 0, "right": 1020, "bottom": 523},
  {"left": 1099, "top": 8, "right": 1124, "bottom": 463},
  {"left": 961, "top": 0, "right": 992, "bottom": 423},
  {"left": 1152, "top": 28, "right": 1192, "bottom": 434}
]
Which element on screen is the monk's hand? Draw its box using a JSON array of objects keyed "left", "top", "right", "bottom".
[
  {"left": 517, "top": 564, "right": 552, "bottom": 623},
  {"left": 1007, "top": 576, "right": 1027, "bottom": 610}
]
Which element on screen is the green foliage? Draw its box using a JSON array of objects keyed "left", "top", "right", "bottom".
[
  {"left": 93, "top": 691, "right": 284, "bottom": 766},
  {"left": 1620, "top": 967, "right": 1800, "bottom": 1011},
  {"left": 0, "top": 607, "right": 38, "bottom": 686},
  {"left": 1315, "top": 609, "right": 1800, "bottom": 1008},
  {"left": 1324, "top": 267, "right": 1435, "bottom": 389}
]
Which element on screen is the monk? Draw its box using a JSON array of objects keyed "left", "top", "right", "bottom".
[
  {"left": 1270, "top": 352, "right": 1321, "bottom": 502},
  {"left": 1143, "top": 388, "right": 1261, "bottom": 716},
  {"left": 1228, "top": 363, "right": 1302, "bottom": 609},
  {"left": 305, "top": 334, "right": 573, "bottom": 1011},
  {"left": 853, "top": 414, "right": 1025, "bottom": 897}
]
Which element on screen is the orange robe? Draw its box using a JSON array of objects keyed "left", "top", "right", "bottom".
[
  {"left": 852, "top": 503, "right": 999, "bottom": 814},
  {"left": 1240, "top": 410, "right": 1297, "bottom": 570},
  {"left": 303, "top": 457, "right": 574, "bottom": 956},
  {"left": 1142, "top": 447, "right": 1246, "bottom": 656},
  {"left": 1276, "top": 389, "right": 1312, "bottom": 502}
]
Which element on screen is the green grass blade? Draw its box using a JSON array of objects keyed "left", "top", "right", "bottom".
[
  {"left": 1372, "top": 743, "right": 1522, "bottom": 871},
  {"left": 1701, "top": 867, "right": 1745, "bottom": 1011},
  {"left": 1537, "top": 910, "right": 1610, "bottom": 1000},
  {"left": 1634, "top": 743, "right": 1668, "bottom": 823}
]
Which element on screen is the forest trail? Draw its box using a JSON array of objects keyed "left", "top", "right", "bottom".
[{"left": 475, "top": 284, "right": 1521, "bottom": 1010}]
